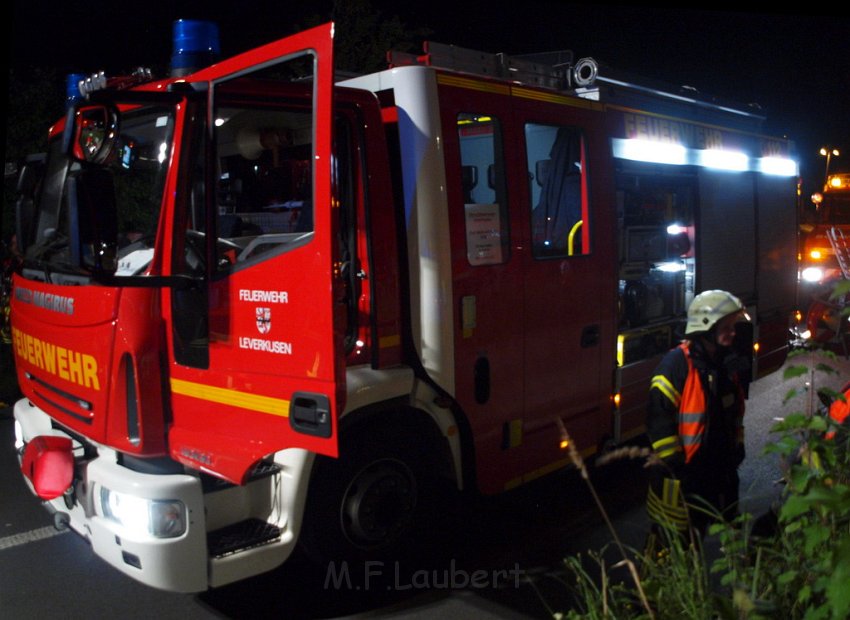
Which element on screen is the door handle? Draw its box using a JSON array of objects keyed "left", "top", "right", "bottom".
[{"left": 290, "top": 392, "right": 332, "bottom": 438}]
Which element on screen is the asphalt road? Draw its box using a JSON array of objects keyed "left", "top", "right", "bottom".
[{"left": 2, "top": 348, "right": 847, "bottom": 619}]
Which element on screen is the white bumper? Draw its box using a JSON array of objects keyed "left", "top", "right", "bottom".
[{"left": 14, "top": 399, "right": 208, "bottom": 592}]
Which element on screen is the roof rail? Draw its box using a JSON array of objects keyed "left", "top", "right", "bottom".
[{"left": 388, "top": 41, "right": 598, "bottom": 91}]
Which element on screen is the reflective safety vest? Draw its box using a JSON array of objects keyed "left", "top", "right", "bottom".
[
  {"left": 677, "top": 344, "right": 707, "bottom": 463},
  {"left": 650, "top": 343, "right": 709, "bottom": 464}
]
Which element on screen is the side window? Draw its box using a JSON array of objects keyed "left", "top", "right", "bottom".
[
  {"left": 209, "top": 54, "right": 320, "bottom": 272},
  {"left": 457, "top": 113, "right": 509, "bottom": 266},
  {"left": 526, "top": 123, "right": 589, "bottom": 258},
  {"left": 213, "top": 104, "right": 314, "bottom": 269}
]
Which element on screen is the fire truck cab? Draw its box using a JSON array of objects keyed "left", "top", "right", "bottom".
[{"left": 10, "top": 22, "right": 798, "bottom": 592}]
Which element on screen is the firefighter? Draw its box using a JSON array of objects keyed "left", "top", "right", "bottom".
[{"left": 645, "top": 290, "right": 750, "bottom": 539}]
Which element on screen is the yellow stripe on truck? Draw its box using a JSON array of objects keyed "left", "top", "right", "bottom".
[{"left": 170, "top": 377, "right": 290, "bottom": 417}]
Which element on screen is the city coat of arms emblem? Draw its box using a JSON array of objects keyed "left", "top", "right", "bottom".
[{"left": 256, "top": 307, "right": 271, "bottom": 334}]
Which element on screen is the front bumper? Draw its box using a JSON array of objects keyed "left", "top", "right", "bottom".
[{"left": 14, "top": 398, "right": 211, "bottom": 593}]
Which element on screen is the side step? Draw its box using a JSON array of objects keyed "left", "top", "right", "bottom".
[{"left": 208, "top": 519, "right": 281, "bottom": 558}]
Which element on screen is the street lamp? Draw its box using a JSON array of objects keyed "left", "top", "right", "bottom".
[{"left": 820, "top": 146, "right": 840, "bottom": 187}]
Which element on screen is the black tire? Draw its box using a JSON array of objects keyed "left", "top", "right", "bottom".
[{"left": 299, "top": 418, "right": 455, "bottom": 569}]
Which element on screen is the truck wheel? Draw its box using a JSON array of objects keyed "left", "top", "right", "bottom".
[{"left": 299, "top": 422, "right": 452, "bottom": 566}]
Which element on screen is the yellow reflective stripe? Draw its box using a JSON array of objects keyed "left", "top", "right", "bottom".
[
  {"left": 652, "top": 435, "right": 682, "bottom": 459},
  {"left": 437, "top": 74, "right": 511, "bottom": 95},
  {"left": 651, "top": 375, "right": 681, "bottom": 407},
  {"left": 646, "top": 487, "right": 688, "bottom": 528},
  {"left": 656, "top": 445, "right": 682, "bottom": 459},
  {"left": 511, "top": 85, "right": 602, "bottom": 110},
  {"left": 647, "top": 493, "right": 688, "bottom": 523},
  {"left": 170, "top": 378, "right": 290, "bottom": 417},
  {"left": 652, "top": 435, "right": 678, "bottom": 451},
  {"left": 662, "top": 478, "right": 682, "bottom": 506},
  {"left": 378, "top": 334, "right": 401, "bottom": 349}
]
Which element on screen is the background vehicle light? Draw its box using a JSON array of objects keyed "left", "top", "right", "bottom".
[
  {"left": 801, "top": 266, "right": 824, "bottom": 283},
  {"left": 100, "top": 487, "right": 186, "bottom": 538}
]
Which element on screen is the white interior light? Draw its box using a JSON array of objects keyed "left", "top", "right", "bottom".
[
  {"left": 654, "top": 261, "right": 687, "bottom": 272},
  {"left": 760, "top": 157, "right": 798, "bottom": 176},
  {"left": 700, "top": 149, "right": 748, "bottom": 171},
  {"left": 613, "top": 138, "right": 687, "bottom": 165}
]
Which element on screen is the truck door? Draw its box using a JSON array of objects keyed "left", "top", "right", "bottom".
[
  {"left": 513, "top": 96, "right": 617, "bottom": 482},
  {"left": 442, "top": 80, "right": 616, "bottom": 492},
  {"left": 437, "top": 80, "right": 527, "bottom": 495},
  {"left": 167, "top": 24, "right": 342, "bottom": 484}
]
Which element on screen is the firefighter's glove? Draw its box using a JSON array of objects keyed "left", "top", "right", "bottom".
[{"left": 646, "top": 475, "right": 688, "bottom": 533}]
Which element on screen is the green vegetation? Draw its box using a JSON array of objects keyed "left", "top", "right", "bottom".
[{"left": 542, "top": 326, "right": 850, "bottom": 619}]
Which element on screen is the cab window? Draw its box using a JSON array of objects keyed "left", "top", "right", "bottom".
[
  {"left": 526, "top": 123, "right": 589, "bottom": 257},
  {"left": 457, "top": 113, "right": 509, "bottom": 265}
]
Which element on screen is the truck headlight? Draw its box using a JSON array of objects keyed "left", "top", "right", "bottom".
[
  {"left": 14, "top": 419, "right": 24, "bottom": 450},
  {"left": 100, "top": 487, "right": 186, "bottom": 538}
]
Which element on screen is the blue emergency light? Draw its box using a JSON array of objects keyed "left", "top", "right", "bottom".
[
  {"left": 65, "top": 73, "right": 86, "bottom": 106},
  {"left": 171, "top": 19, "right": 221, "bottom": 77}
]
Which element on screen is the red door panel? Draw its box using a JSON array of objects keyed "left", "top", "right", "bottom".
[{"left": 166, "top": 23, "right": 342, "bottom": 484}]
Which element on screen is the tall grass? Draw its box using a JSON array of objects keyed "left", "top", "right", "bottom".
[{"left": 547, "top": 346, "right": 850, "bottom": 619}]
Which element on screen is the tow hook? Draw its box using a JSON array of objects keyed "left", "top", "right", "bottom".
[{"left": 53, "top": 511, "right": 71, "bottom": 531}]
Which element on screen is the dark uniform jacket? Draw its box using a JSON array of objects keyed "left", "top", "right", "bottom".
[{"left": 646, "top": 338, "right": 745, "bottom": 520}]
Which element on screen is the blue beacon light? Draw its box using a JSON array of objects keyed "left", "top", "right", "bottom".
[{"left": 170, "top": 19, "right": 221, "bottom": 77}]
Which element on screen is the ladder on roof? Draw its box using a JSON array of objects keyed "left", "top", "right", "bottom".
[
  {"left": 827, "top": 226, "right": 850, "bottom": 280},
  {"left": 387, "top": 41, "right": 598, "bottom": 92}
]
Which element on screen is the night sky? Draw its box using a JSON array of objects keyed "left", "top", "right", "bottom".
[{"left": 6, "top": 1, "right": 850, "bottom": 195}]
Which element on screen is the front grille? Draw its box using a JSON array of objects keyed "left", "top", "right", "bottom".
[{"left": 27, "top": 371, "right": 94, "bottom": 425}]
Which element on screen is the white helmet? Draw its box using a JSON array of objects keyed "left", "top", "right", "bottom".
[{"left": 685, "top": 290, "right": 749, "bottom": 336}]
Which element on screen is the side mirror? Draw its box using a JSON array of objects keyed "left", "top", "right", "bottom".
[
  {"left": 67, "top": 166, "right": 119, "bottom": 273},
  {"left": 64, "top": 104, "right": 120, "bottom": 165}
]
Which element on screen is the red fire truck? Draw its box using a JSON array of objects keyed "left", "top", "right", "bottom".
[
  {"left": 10, "top": 21, "right": 798, "bottom": 591},
  {"left": 799, "top": 173, "right": 850, "bottom": 342}
]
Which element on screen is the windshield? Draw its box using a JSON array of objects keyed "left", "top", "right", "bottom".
[{"left": 24, "top": 104, "right": 175, "bottom": 281}]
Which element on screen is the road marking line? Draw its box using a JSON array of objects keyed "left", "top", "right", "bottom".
[{"left": 0, "top": 525, "right": 67, "bottom": 550}]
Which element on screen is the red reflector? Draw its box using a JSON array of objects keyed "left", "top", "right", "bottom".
[{"left": 21, "top": 436, "right": 74, "bottom": 500}]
